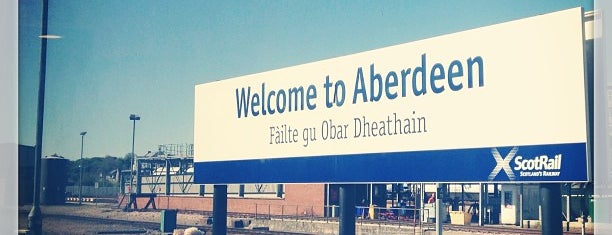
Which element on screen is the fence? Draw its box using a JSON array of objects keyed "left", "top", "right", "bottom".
[
  {"left": 66, "top": 186, "right": 119, "bottom": 198},
  {"left": 253, "top": 204, "right": 432, "bottom": 230}
]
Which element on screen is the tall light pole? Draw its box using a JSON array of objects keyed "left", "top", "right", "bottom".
[
  {"left": 78, "top": 131, "right": 87, "bottom": 205},
  {"left": 129, "top": 114, "right": 140, "bottom": 199},
  {"left": 28, "top": 0, "right": 54, "bottom": 234}
]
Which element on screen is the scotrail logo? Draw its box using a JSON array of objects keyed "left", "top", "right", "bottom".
[
  {"left": 488, "top": 147, "right": 563, "bottom": 180},
  {"left": 488, "top": 147, "right": 518, "bottom": 181}
]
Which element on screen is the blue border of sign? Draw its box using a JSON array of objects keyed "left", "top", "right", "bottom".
[{"left": 194, "top": 142, "right": 587, "bottom": 184}]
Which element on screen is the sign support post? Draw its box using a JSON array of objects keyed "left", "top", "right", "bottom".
[
  {"left": 436, "top": 183, "right": 444, "bottom": 235},
  {"left": 520, "top": 184, "right": 524, "bottom": 227},
  {"left": 213, "top": 185, "right": 227, "bottom": 235},
  {"left": 339, "top": 184, "right": 356, "bottom": 235},
  {"left": 541, "top": 183, "right": 562, "bottom": 234}
]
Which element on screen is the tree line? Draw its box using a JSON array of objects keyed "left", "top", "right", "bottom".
[{"left": 66, "top": 154, "right": 133, "bottom": 187}]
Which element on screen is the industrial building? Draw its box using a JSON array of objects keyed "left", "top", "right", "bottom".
[
  {"left": 19, "top": 145, "right": 69, "bottom": 206},
  {"left": 122, "top": 152, "right": 593, "bottom": 226}
]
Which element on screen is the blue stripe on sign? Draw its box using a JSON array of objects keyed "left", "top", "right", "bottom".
[{"left": 194, "top": 142, "right": 587, "bottom": 184}]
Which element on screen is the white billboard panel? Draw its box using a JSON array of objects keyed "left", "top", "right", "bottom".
[{"left": 194, "top": 8, "right": 588, "bottom": 184}]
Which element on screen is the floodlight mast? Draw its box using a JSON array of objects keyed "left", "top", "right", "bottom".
[
  {"left": 128, "top": 114, "right": 140, "bottom": 205},
  {"left": 79, "top": 131, "right": 87, "bottom": 204}
]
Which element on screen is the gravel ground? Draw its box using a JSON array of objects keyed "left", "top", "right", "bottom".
[
  {"left": 18, "top": 203, "right": 208, "bottom": 234},
  {"left": 20, "top": 215, "right": 156, "bottom": 235},
  {"left": 19, "top": 203, "right": 592, "bottom": 235}
]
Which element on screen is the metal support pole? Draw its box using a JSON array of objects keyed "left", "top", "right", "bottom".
[
  {"left": 165, "top": 159, "right": 170, "bottom": 195},
  {"left": 277, "top": 184, "right": 284, "bottom": 198},
  {"left": 479, "top": 183, "right": 485, "bottom": 226},
  {"left": 239, "top": 184, "right": 245, "bottom": 197},
  {"left": 541, "top": 183, "right": 562, "bottom": 235},
  {"left": 28, "top": 0, "right": 49, "bottom": 234},
  {"left": 119, "top": 172, "right": 124, "bottom": 194},
  {"left": 420, "top": 183, "right": 425, "bottom": 223},
  {"left": 326, "top": 184, "right": 330, "bottom": 217},
  {"left": 136, "top": 158, "right": 141, "bottom": 194},
  {"left": 339, "top": 184, "right": 356, "bottom": 235},
  {"left": 520, "top": 184, "right": 524, "bottom": 228},
  {"left": 130, "top": 120, "right": 135, "bottom": 195},
  {"left": 213, "top": 185, "right": 227, "bottom": 235},
  {"left": 79, "top": 133, "right": 85, "bottom": 204},
  {"left": 581, "top": 213, "right": 586, "bottom": 235},
  {"left": 567, "top": 185, "right": 572, "bottom": 225},
  {"left": 436, "top": 183, "right": 443, "bottom": 235},
  {"left": 128, "top": 115, "right": 138, "bottom": 208},
  {"left": 514, "top": 186, "right": 520, "bottom": 226},
  {"left": 486, "top": 184, "right": 491, "bottom": 223},
  {"left": 461, "top": 183, "right": 465, "bottom": 211},
  {"left": 369, "top": 183, "right": 373, "bottom": 205},
  {"left": 199, "top": 185, "right": 205, "bottom": 196},
  {"left": 493, "top": 183, "right": 498, "bottom": 195}
]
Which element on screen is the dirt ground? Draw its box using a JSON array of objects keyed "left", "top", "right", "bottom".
[{"left": 18, "top": 203, "right": 207, "bottom": 234}]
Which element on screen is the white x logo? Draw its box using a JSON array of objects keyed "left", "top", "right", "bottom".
[{"left": 488, "top": 147, "right": 518, "bottom": 181}]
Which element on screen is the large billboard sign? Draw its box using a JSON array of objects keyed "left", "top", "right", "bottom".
[{"left": 194, "top": 8, "right": 588, "bottom": 184}]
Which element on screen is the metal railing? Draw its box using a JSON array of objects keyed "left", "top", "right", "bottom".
[
  {"left": 254, "top": 204, "right": 318, "bottom": 221},
  {"left": 66, "top": 186, "right": 119, "bottom": 198},
  {"left": 253, "top": 204, "right": 434, "bottom": 230},
  {"left": 354, "top": 205, "right": 428, "bottom": 229}
]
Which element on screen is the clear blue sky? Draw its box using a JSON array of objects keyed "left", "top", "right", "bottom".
[{"left": 19, "top": 0, "right": 593, "bottom": 160}]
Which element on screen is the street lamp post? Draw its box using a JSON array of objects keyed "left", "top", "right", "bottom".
[
  {"left": 129, "top": 114, "right": 140, "bottom": 200},
  {"left": 79, "top": 131, "right": 87, "bottom": 205},
  {"left": 28, "top": 0, "right": 50, "bottom": 234}
]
